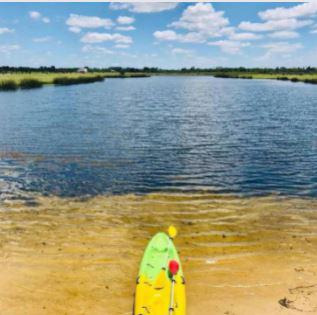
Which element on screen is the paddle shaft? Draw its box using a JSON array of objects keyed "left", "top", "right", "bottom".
[{"left": 169, "top": 277, "right": 175, "bottom": 315}]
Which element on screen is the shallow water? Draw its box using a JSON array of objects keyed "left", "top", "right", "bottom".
[
  {"left": 0, "top": 76, "right": 317, "bottom": 198},
  {"left": 1, "top": 193, "right": 317, "bottom": 314}
]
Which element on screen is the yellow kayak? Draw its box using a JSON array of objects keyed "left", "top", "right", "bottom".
[{"left": 134, "top": 226, "right": 186, "bottom": 315}]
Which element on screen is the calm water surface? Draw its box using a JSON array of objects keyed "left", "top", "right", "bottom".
[{"left": 0, "top": 76, "right": 317, "bottom": 198}]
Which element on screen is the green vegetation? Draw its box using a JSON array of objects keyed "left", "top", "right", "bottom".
[
  {"left": 200, "top": 70, "right": 317, "bottom": 85},
  {"left": 214, "top": 73, "right": 239, "bottom": 79},
  {"left": 20, "top": 78, "right": 43, "bottom": 89},
  {"left": 235, "top": 73, "right": 317, "bottom": 84},
  {"left": 0, "top": 72, "right": 138, "bottom": 85},
  {"left": 110, "top": 73, "right": 149, "bottom": 78},
  {"left": 53, "top": 75, "right": 104, "bottom": 85},
  {"left": 0, "top": 71, "right": 150, "bottom": 92},
  {"left": 146, "top": 66, "right": 317, "bottom": 85},
  {"left": 213, "top": 73, "right": 252, "bottom": 79},
  {"left": 0, "top": 79, "right": 18, "bottom": 91},
  {"left": 304, "top": 78, "right": 317, "bottom": 84},
  {"left": 276, "top": 76, "right": 289, "bottom": 81},
  {"left": 1, "top": 66, "right": 317, "bottom": 91}
]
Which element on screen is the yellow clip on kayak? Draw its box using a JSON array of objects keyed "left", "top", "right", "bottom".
[{"left": 134, "top": 226, "right": 186, "bottom": 315}]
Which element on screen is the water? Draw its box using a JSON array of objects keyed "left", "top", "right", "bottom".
[
  {"left": 0, "top": 76, "right": 317, "bottom": 198},
  {"left": 1, "top": 76, "right": 317, "bottom": 314}
]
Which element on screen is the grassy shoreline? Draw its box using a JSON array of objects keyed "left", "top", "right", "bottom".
[
  {"left": 2, "top": 70, "right": 317, "bottom": 91},
  {"left": 150, "top": 71, "right": 317, "bottom": 84},
  {"left": 210, "top": 72, "right": 317, "bottom": 84},
  {"left": 0, "top": 72, "right": 149, "bottom": 91}
]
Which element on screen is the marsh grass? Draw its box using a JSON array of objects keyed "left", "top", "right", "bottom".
[
  {"left": 214, "top": 73, "right": 253, "bottom": 79},
  {"left": 0, "top": 72, "right": 109, "bottom": 84},
  {"left": 239, "top": 75, "right": 253, "bottom": 79},
  {"left": 211, "top": 72, "right": 317, "bottom": 85},
  {"left": 304, "top": 78, "right": 317, "bottom": 84},
  {"left": 277, "top": 76, "right": 289, "bottom": 81},
  {"left": 214, "top": 73, "right": 239, "bottom": 78},
  {"left": 0, "top": 79, "right": 18, "bottom": 91},
  {"left": 20, "top": 78, "right": 43, "bottom": 89},
  {"left": 0, "top": 72, "right": 147, "bottom": 85},
  {"left": 0, "top": 72, "right": 149, "bottom": 92},
  {"left": 53, "top": 75, "right": 104, "bottom": 85}
]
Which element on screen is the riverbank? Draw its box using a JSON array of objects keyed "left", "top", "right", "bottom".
[
  {"left": 1, "top": 193, "right": 316, "bottom": 314},
  {"left": 2, "top": 71, "right": 317, "bottom": 91},
  {"left": 0, "top": 72, "right": 149, "bottom": 91},
  {"left": 211, "top": 72, "right": 317, "bottom": 84},
  {"left": 149, "top": 71, "right": 317, "bottom": 84}
]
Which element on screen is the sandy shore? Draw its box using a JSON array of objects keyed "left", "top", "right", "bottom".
[{"left": 0, "top": 193, "right": 317, "bottom": 314}]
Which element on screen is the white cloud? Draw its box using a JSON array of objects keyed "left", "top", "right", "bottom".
[
  {"left": 42, "top": 17, "right": 50, "bottom": 24},
  {"left": 259, "top": 2, "right": 317, "bottom": 21},
  {"left": 0, "top": 27, "right": 14, "bottom": 35},
  {"left": 268, "top": 30, "right": 299, "bottom": 39},
  {"left": 116, "top": 26, "right": 135, "bottom": 31},
  {"left": 32, "top": 36, "right": 51, "bottom": 43},
  {"left": 29, "top": 11, "right": 41, "bottom": 19},
  {"left": 109, "top": 2, "right": 178, "bottom": 13},
  {"left": 239, "top": 18, "right": 312, "bottom": 32},
  {"left": 169, "top": 3, "right": 230, "bottom": 38},
  {"left": 81, "top": 32, "right": 133, "bottom": 44},
  {"left": 0, "top": 44, "right": 20, "bottom": 53},
  {"left": 66, "top": 14, "right": 113, "bottom": 33},
  {"left": 117, "top": 16, "right": 135, "bottom": 25},
  {"left": 115, "top": 44, "right": 130, "bottom": 49},
  {"left": 171, "top": 48, "right": 193, "bottom": 55},
  {"left": 208, "top": 40, "right": 250, "bottom": 54},
  {"left": 82, "top": 44, "right": 114, "bottom": 54},
  {"left": 109, "top": 3, "right": 130, "bottom": 10},
  {"left": 261, "top": 42, "right": 302, "bottom": 54},
  {"left": 69, "top": 26, "right": 81, "bottom": 33},
  {"left": 229, "top": 32, "right": 262, "bottom": 41},
  {"left": 153, "top": 30, "right": 205, "bottom": 43},
  {"left": 29, "top": 11, "right": 50, "bottom": 23},
  {"left": 179, "top": 32, "right": 206, "bottom": 43},
  {"left": 310, "top": 24, "right": 317, "bottom": 34},
  {"left": 153, "top": 30, "right": 178, "bottom": 41},
  {"left": 153, "top": 3, "right": 235, "bottom": 45}
]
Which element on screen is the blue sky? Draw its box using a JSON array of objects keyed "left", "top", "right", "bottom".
[{"left": 1, "top": 2, "right": 317, "bottom": 68}]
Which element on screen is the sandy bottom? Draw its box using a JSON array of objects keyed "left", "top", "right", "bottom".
[{"left": 0, "top": 193, "right": 317, "bottom": 315}]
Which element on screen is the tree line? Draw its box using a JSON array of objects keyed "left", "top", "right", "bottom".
[{"left": 1, "top": 65, "right": 317, "bottom": 74}]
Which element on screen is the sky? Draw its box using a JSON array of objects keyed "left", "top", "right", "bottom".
[{"left": 1, "top": 2, "right": 317, "bottom": 69}]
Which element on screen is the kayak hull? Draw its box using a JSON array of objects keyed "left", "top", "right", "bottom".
[{"left": 134, "top": 232, "right": 186, "bottom": 315}]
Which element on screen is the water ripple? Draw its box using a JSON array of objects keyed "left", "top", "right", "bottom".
[{"left": 0, "top": 76, "right": 317, "bottom": 198}]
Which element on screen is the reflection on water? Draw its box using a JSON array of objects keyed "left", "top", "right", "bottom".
[
  {"left": 0, "top": 76, "right": 317, "bottom": 198},
  {"left": 1, "top": 193, "right": 317, "bottom": 314}
]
